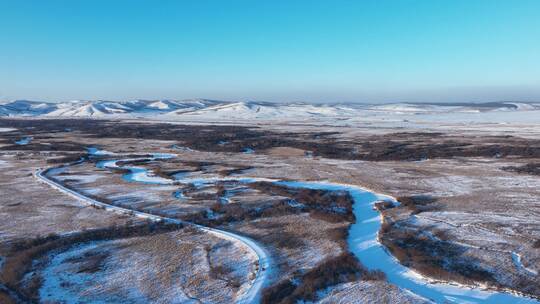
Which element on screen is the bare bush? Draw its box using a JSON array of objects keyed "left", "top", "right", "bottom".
[{"left": 397, "top": 195, "right": 438, "bottom": 214}]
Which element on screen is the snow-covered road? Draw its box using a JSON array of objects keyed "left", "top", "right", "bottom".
[{"left": 35, "top": 163, "right": 271, "bottom": 304}]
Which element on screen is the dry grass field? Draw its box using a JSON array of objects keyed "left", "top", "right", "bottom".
[{"left": 0, "top": 118, "right": 539, "bottom": 303}]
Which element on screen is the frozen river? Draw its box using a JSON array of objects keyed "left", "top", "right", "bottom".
[{"left": 91, "top": 149, "right": 539, "bottom": 303}]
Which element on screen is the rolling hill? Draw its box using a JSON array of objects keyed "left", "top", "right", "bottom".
[{"left": 1, "top": 99, "right": 538, "bottom": 121}]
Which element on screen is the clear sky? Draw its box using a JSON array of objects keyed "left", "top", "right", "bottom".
[{"left": 1, "top": 0, "right": 540, "bottom": 103}]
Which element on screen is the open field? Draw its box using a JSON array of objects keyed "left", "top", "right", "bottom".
[{"left": 0, "top": 115, "right": 539, "bottom": 303}]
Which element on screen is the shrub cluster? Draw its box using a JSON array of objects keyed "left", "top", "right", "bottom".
[
  {"left": 396, "top": 195, "right": 438, "bottom": 214},
  {"left": 182, "top": 199, "right": 301, "bottom": 227},
  {"left": 502, "top": 163, "right": 540, "bottom": 176},
  {"left": 250, "top": 182, "right": 355, "bottom": 223},
  {"left": 379, "top": 226, "right": 496, "bottom": 286},
  {"left": 0, "top": 221, "right": 183, "bottom": 302},
  {"left": 261, "top": 253, "right": 385, "bottom": 304}
]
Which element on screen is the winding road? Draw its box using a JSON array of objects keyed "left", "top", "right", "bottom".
[{"left": 35, "top": 162, "right": 271, "bottom": 304}]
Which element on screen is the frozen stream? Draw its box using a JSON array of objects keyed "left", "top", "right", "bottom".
[
  {"left": 15, "top": 136, "right": 32, "bottom": 145},
  {"left": 89, "top": 149, "right": 539, "bottom": 304}
]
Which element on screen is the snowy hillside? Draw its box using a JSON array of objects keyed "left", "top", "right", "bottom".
[
  {"left": 365, "top": 102, "right": 536, "bottom": 114},
  {"left": 0, "top": 99, "right": 223, "bottom": 117},
  {"left": 0, "top": 100, "right": 57, "bottom": 116},
  {"left": 169, "top": 101, "right": 358, "bottom": 120},
  {"left": 1, "top": 99, "right": 538, "bottom": 120}
]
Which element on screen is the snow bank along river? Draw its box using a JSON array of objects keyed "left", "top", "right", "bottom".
[{"left": 41, "top": 148, "right": 540, "bottom": 303}]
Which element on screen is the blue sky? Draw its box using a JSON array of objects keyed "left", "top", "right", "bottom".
[{"left": 1, "top": 0, "right": 539, "bottom": 103}]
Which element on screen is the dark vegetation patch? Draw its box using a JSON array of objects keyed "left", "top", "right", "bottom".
[
  {"left": 181, "top": 198, "right": 302, "bottom": 227},
  {"left": 150, "top": 160, "right": 253, "bottom": 179},
  {"left": 48, "top": 203, "right": 80, "bottom": 209},
  {"left": 161, "top": 168, "right": 193, "bottom": 177},
  {"left": 89, "top": 154, "right": 152, "bottom": 160},
  {"left": 379, "top": 224, "right": 497, "bottom": 285},
  {"left": 3, "top": 118, "right": 540, "bottom": 161},
  {"left": 209, "top": 264, "right": 241, "bottom": 288},
  {"left": 5, "top": 202, "right": 22, "bottom": 207},
  {"left": 502, "top": 163, "right": 540, "bottom": 176},
  {"left": 69, "top": 250, "right": 110, "bottom": 274},
  {"left": 110, "top": 158, "right": 221, "bottom": 180},
  {"left": 380, "top": 223, "right": 540, "bottom": 297},
  {"left": 0, "top": 141, "right": 86, "bottom": 153},
  {"left": 373, "top": 200, "right": 395, "bottom": 211},
  {"left": 215, "top": 183, "right": 227, "bottom": 198},
  {"left": 181, "top": 182, "right": 354, "bottom": 227},
  {"left": 218, "top": 166, "right": 254, "bottom": 176},
  {"left": 396, "top": 195, "right": 439, "bottom": 214},
  {"left": 153, "top": 167, "right": 190, "bottom": 180},
  {"left": 359, "top": 139, "right": 538, "bottom": 161},
  {"left": 250, "top": 182, "right": 355, "bottom": 223},
  {"left": 325, "top": 227, "right": 350, "bottom": 250},
  {"left": 0, "top": 221, "right": 183, "bottom": 302},
  {"left": 0, "top": 284, "right": 21, "bottom": 304},
  {"left": 205, "top": 245, "right": 242, "bottom": 289},
  {"left": 0, "top": 124, "right": 87, "bottom": 153},
  {"left": 101, "top": 167, "right": 131, "bottom": 175},
  {"left": 261, "top": 253, "right": 385, "bottom": 304},
  {"left": 263, "top": 231, "right": 306, "bottom": 249},
  {"left": 116, "top": 159, "right": 153, "bottom": 166}
]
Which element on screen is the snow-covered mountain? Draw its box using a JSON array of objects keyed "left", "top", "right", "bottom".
[
  {"left": 365, "top": 102, "right": 535, "bottom": 114},
  {"left": 0, "top": 99, "right": 224, "bottom": 117},
  {"left": 169, "top": 101, "right": 359, "bottom": 120},
  {"left": 0, "top": 100, "right": 58, "bottom": 116},
  {"left": 1, "top": 99, "right": 538, "bottom": 120}
]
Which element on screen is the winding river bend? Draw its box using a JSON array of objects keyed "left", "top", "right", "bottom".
[{"left": 40, "top": 149, "right": 539, "bottom": 304}]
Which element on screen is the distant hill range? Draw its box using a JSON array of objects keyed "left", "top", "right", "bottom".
[{"left": 1, "top": 99, "right": 538, "bottom": 120}]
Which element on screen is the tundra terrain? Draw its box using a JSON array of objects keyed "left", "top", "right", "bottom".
[{"left": 0, "top": 111, "right": 538, "bottom": 303}]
